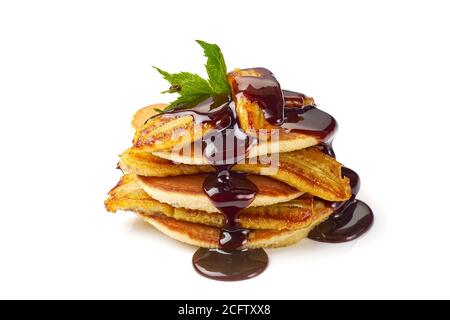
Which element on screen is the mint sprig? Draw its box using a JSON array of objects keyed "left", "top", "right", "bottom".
[
  {"left": 196, "top": 40, "right": 230, "bottom": 94},
  {"left": 154, "top": 40, "right": 231, "bottom": 112}
]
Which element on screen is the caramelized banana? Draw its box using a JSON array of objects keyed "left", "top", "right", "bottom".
[
  {"left": 228, "top": 68, "right": 282, "bottom": 132},
  {"left": 119, "top": 147, "right": 213, "bottom": 176},
  {"left": 118, "top": 147, "right": 351, "bottom": 201},
  {"left": 131, "top": 71, "right": 318, "bottom": 152},
  {"left": 235, "top": 94, "right": 273, "bottom": 132},
  {"left": 133, "top": 114, "right": 213, "bottom": 152}
]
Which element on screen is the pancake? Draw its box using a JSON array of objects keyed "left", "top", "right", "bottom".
[
  {"left": 105, "top": 174, "right": 333, "bottom": 231},
  {"left": 136, "top": 174, "right": 304, "bottom": 213},
  {"left": 136, "top": 203, "right": 331, "bottom": 248},
  {"left": 106, "top": 104, "right": 337, "bottom": 248},
  {"left": 132, "top": 105, "right": 320, "bottom": 160},
  {"left": 119, "top": 146, "right": 351, "bottom": 201},
  {"left": 151, "top": 130, "right": 318, "bottom": 165},
  {"left": 152, "top": 130, "right": 318, "bottom": 165}
]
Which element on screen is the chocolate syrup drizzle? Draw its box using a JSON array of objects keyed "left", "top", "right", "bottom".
[
  {"left": 158, "top": 68, "right": 373, "bottom": 281},
  {"left": 308, "top": 167, "right": 374, "bottom": 243}
]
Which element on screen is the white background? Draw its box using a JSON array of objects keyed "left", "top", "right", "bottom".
[{"left": 1, "top": 0, "right": 449, "bottom": 300}]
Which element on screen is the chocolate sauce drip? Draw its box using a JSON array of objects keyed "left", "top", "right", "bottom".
[
  {"left": 192, "top": 248, "right": 268, "bottom": 281},
  {"left": 194, "top": 165, "right": 266, "bottom": 281},
  {"left": 283, "top": 106, "right": 338, "bottom": 142},
  {"left": 154, "top": 95, "right": 233, "bottom": 129},
  {"left": 155, "top": 87, "right": 267, "bottom": 281},
  {"left": 230, "top": 68, "right": 285, "bottom": 125},
  {"left": 330, "top": 167, "right": 360, "bottom": 217},
  {"left": 203, "top": 167, "right": 255, "bottom": 229},
  {"left": 277, "top": 94, "right": 373, "bottom": 243},
  {"left": 308, "top": 167, "right": 374, "bottom": 243},
  {"left": 152, "top": 71, "right": 373, "bottom": 279},
  {"left": 308, "top": 200, "right": 374, "bottom": 243},
  {"left": 203, "top": 167, "right": 257, "bottom": 251},
  {"left": 191, "top": 99, "right": 266, "bottom": 281}
]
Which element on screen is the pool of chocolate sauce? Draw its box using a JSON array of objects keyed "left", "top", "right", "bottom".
[
  {"left": 158, "top": 68, "right": 373, "bottom": 281},
  {"left": 192, "top": 248, "right": 268, "bottom": 282},
  {"left": 308, "top": 167, "right": 374, "bottom": 243}
]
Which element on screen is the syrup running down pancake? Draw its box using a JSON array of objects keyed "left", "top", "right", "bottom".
[{"left": 105, "top": 46, "right": 374, "bottom": 281}]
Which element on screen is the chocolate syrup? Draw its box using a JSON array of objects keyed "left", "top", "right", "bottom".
[
  {"left": 152, "top": 94, "right": 233, "bottom": 129},
  {"left": 203, "top": 167, "right": 256, "bottom": 234},
  {"left": 192, "top": 248, "right": 268, "bottom": 281},
  {"left": 308, "top": 167, "right": 374, "bottom": 243},
  {"left": 190, "top": 98, "right": 267, "bottom": 281},
  {"left": 154, "top": 68, "right": 373, "bottom": 280},
  {"left": 229, "top": 68, "right": 285, "bottom": 125},
  {"left": 155, "top": 86, "right": 267, "bottom": 281},
  {"left": 308, "top": 200, "right": 374, "bottom": 243},
  {"left": 279, "top": 92, "right": 374, "bottom": 242},
  {"left": 203, "top": 166, "right": 257, "bottom": 252},
  {"left": 283, "top": 106, "right": 337, "bottom": 142}
]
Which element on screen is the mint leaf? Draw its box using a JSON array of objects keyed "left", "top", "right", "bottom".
[
  {"left": 153, "top": 67, "right": 213, "bottom": 111},
  {"left": 167, "top": 93, "right": 212, "bottom": 110},
  {"left": 196, "top": 40, "right": 230, "bottom": 94},
  {"left": 154, "top": 41, "right": 231, "bottom": 112},
  {"left": 154, "top": 67, "right": 212, "bottom": 95}
]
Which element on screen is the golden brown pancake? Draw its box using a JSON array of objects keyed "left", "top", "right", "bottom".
[
  {"left": 119, "top": 146, "right": 351, "bottom": 201},
  {"left": 152, "top": 132, "right": 318, "bottom": 164},
  {"left": 104, "top": 175, "right": 332, "bottom": 248},
  {"left": 105, "top": 104, "right": 337, "bottom": 248},
  {"left": 136, "top": 205, "right": 331, "bottom": 248},
  {"left": 136, "top": 174, "right": 303, "bottom": 213},
  {"left": 105, "top": 174, "right": 332, "bottom": 231}
]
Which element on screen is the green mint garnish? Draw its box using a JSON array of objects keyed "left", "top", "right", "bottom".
[{"left": 153, "top": 40, "right": 231, "bottom": 112}]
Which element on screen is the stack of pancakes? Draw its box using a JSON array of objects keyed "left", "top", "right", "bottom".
[{"left": 105, "top": 103, "right": 351, "bottom": 248}]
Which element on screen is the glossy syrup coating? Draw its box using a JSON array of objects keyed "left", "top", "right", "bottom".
[
  {"left": 188, "top": 69, "right": 373, "bottom": 280},
  {"left": 308, "top": 167, "right": 374, "bottom": 243}
]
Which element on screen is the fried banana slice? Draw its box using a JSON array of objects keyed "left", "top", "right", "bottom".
[
  {"left": 235, "top": 94, "right": 271, "bottom": 132},
  {"left": 228, "top": 68, "right": 276, "bottom": 132},
  {"left": 105, "top": 174, "right": 170, "bottom": 214},
  {"left": 104, "top": 174, "right": 332, "bottom": 231},
  {"left": 118, "top": 147, "right": 351, "bottom": 201},
  {"left": 119, "top": 147, "right": 213, "bottom": 177},
  {"left": 131, "top": 104, "right": 167, "bottom": 130},
  {"left": 229, "top": 69, "right": 317, "bottom": 133},
  {"left": 237, "top": 147, "right": 351, "bottom": 201},
  {"left": 133, "top": 113, "right": 208, "bottom": 152},
  {"left": 132, "top": 70, "right": 317, "bottom": 152}
]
